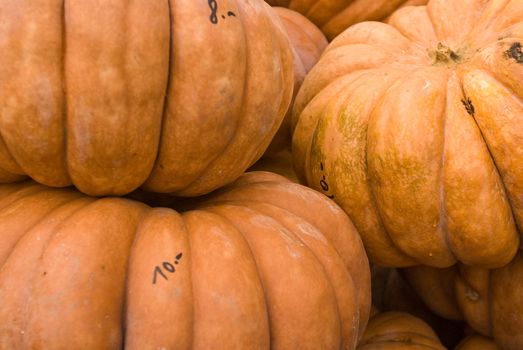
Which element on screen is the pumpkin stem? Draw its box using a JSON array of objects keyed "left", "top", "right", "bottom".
[{"left": 429, "top": 43, "right": 461, "bottom": 66}]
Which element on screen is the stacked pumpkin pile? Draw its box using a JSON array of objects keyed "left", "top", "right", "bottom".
[{"left": 0, "top": 0, "right": 521, "bottom": 349}]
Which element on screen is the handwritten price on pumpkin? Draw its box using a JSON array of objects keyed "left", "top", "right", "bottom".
[
  {"left": 208, "top": 0, "right": 236, "bottom": 25},
  {"left": 152, "top": 253, "right": 183, "bottom": 284}
]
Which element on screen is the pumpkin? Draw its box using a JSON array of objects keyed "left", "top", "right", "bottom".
[
  {"left": 357, "top": 312, "right": 446, "bottom": 350},
  {"left": 292, "top": 0, "right": 523, "bottom": 268},
  {"left": 403, "top": 253, "right": 523, "bottom": 350},
  {"left": 456, "top": 335, "right": 500, "bottom": 350},
  {"left": 248, "top": 149, "right": 298, "bottom": 182},
  {"left": 0, "top": 171, "right": 370, "bottom": 349},
  {"left": 265, "top": 0, "right": 428, "bottom": 40},
  {"left": 265, "top": 7, "right": 328, "bottom": 155},
  {"left": 371, "top": 267, "right": 465, "bottom": 348},
  {"left": 0, "top": 0, "right": 294, "bottom": 197}
]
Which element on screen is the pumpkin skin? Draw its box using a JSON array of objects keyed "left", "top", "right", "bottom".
[
  {"left": 357, "top": 312, "right": 446, "bottom": 350},
  {"left": 0, "top": 0, "right": 294, "bottom": 197},
  {"left": 265, "top": 0, "right": 428, "bottom": 40},
  {"left": 265, "top": 7, "right": 328, "bottom": 155},
  {"left": 0, "top": 171, "right": 370, "bottom": 349},
  {"left": 456, "top": 335, "right": 500, "bottom": 350},
  {"left": 403, "top": 254, "right": 523, "bottom": 350},
  {"left": 292, "top": 0, "right": 523, "bottom": 268},
  {"left": 371, "top": 267, "right": 466, "bottom": 348}
]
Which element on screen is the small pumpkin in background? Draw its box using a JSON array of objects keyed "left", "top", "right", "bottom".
[
  {"left": 292, "top": 0, "right": 523, "bottom": 269},
  {"left": 403, "top": 253, "right": 523, "bottom": 350},
  {"left": 357, "top": 312, "right": 446, "bottom": 349},
  {"left": 0, "top": 0, "right": 295, "bottom": 197},
  {"left": 456, "top": 335, "right": 500, "bottom": 350},
  {"left": 0, "top": 171, "right": 370, "bottom": 349},
  {"left": 265, "top": 0, "right": 428, "bottom": 40},
  {"left": 371, "top": 266, "right": 465, "bottom": 348},
  {"left": 248, "top": 150, "right": 298, "bottom": 182},
  {"left": 265, "top": 7, "right": 328, "bottom": 155}
]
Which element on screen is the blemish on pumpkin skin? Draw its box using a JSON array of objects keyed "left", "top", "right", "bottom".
[{"left": 505, "top": 42, "right": 523, "bottom": 64}]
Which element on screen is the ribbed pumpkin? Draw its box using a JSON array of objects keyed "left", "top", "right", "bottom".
[
  {"left": 292, "top": 0, "right": 523, "bottom": 268},
  {"left": 265, "top": 7, "right": 328, "bottom": 155},
  {"left": 0, "top": 0, "right": 294, "bottom": 197},
  {"left": 357, "top": 312, "right": 446, "bottom": 350},
  {"left": 265, "top": 0, "right": 428, "bottom": 40},
  {"left": 0, "top": 171, "right": 370, "bottom": 349},
  {"left": 403, "top": 254, "right": 523, "bottom": 350}
]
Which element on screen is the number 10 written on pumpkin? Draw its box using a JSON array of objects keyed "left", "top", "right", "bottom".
[{"left": 152, "top": 253, "right": 183, "bottom": 285}]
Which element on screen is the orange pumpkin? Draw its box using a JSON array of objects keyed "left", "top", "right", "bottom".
[
  {"left": 404, "top": 253, "right": 523, "bottom": 350},
  {"left": 292, "top": 0, "right": 523, "bottom": 268},
  {"left": 456, "top": 335, "right": 500, "bottom": 350},
  {"left": 0, "top": 1, "right": 294, "bottom": 197},
  {"left": 357, "top": 312, "right": 446, "bottom": 350},
  {"left": 0, "top": 171, "right": 370, "bottom": 349},
  {"left": 265, "top": 7, "right": 328, "bottom": 155},
  {"left": 265, "top": 0, "right": 428, "bottom": 40}
]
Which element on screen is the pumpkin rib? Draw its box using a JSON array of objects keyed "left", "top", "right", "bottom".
[
  {"left": 199, "top": 205, "right": 285, "bottom": 347},
  {"left": 275, "top": 7, "right": 327, "bottom": 64},
  {"left": 144, "top": 0, "right": 174, "bottom": 193},
  {"left": 476, "top": 48, "right": 523, "bottom": 104},
  {"left": 465, "top": 0, "right": 512, "bottom": 47},
  {"left": 24, "top": 198, "right": 147, "bottom": 349},
  {"left": 173, "top": 1, "right": 294, "bottom": 197},
  {"left": 0, "top": 196, "right": 93, "bottom": 349},
  {"left": 174, "top": 0, "right": 249, "bottom": 192},
  {"left": 344, "top": 70, "right": 417, "bottom": 267},
  {"left": 298, "top": 68, "right": 391, "bottom": 165},
  {"left": 454, "top": 266, "right": 493, "bottom": 336},
  {"left": 0, "top": 0, "right": 69, "bottom": 186},
  {"left": 438, "top": 74, "right": 451, "bottom": 265},
  {"left": 196, "top": 207, "right": 271, "bottom": 346},
  {"left": 362, "top": 71, "right": 426, "bottom": 267},
  {"left": 304, "top": 0, "right": 347, "bottom": 28},
  {"left": 0, "top": 181, "right": 46, "bottom": 211},
  {"left": 207, "top": 203, "right": 342, "bottom": 349},
  {"left": 200, "top": 175, "right": 372, "bottom": 336},
  {"left": 292, "top": 71, "right": 372, "bottom": 181},
  {"left": 167, "top": 0, "right": 251, "bottom": 196},
  {"left": 124, "top": 208, "right": 196, "bottom": 350},
  {"left": 0, "top": 188, "right": 85, "bottom": 267},
  {"left": 66, "top": 0, "right": 170, "bottom": 196},
  {"left": 184, "top": 209, "right": 271, "bottom": 349},
  {"left": 0, "top": 133, "right": 24, "bottom": 176},
  {"left": 445, "top": 71, "right": 519, "bottom": 267},
  {"left": 388, "top": 6, "right": 439, "bottom": 48},
  {"left": 240, "top": 200, "right": 360, "bottom": 348},
  {"left": 462, "top": 68, "right": 523, "bottom": 231},
  {"left": 367, "top": 67, "right": 456, "bottom": 267},
  {"left": 5, "top": 197, "right": 93, "bottom": 343}
]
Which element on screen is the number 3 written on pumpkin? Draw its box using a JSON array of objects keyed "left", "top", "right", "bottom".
[
  {"left": 152, "top": 253, "right": 184, "bottom": 284},
  {"left": 208, "top": 0, "right": 236, "bottom": 24}
]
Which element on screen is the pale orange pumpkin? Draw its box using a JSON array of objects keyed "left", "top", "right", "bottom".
[
  {"left": 265, "top": 7, "right": 328, "bottom": 155},
  {"left": 265, "top": 0, "right": 428, "bottom": 40},
  {"left": 0, "top": 171, "right": 370, "bottom": 349},
  {"left": 456, "top": 335, "right": 500, "bottom": 350},
  {"left": 292, "top": 0, "right": 523, "bottom": 268},
  {"left": 404, "top": 254, "right": 523, "bottom": 350},
  {"left": 357, "top": 312, "right": 446, "bottom": 350},
  {"left": 0, "top": 0, "right": 294, "bottom": 197}
]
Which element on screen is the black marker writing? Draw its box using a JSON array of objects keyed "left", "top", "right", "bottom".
[
  {"left": 208, "top": 0, "right": 218, "bottom": 24},
  {"left": 152, "top": 253, "right": 184, "bottom": 284},
  {"left": 319, "top": 163, "right": 335, "bottom": 199}
]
